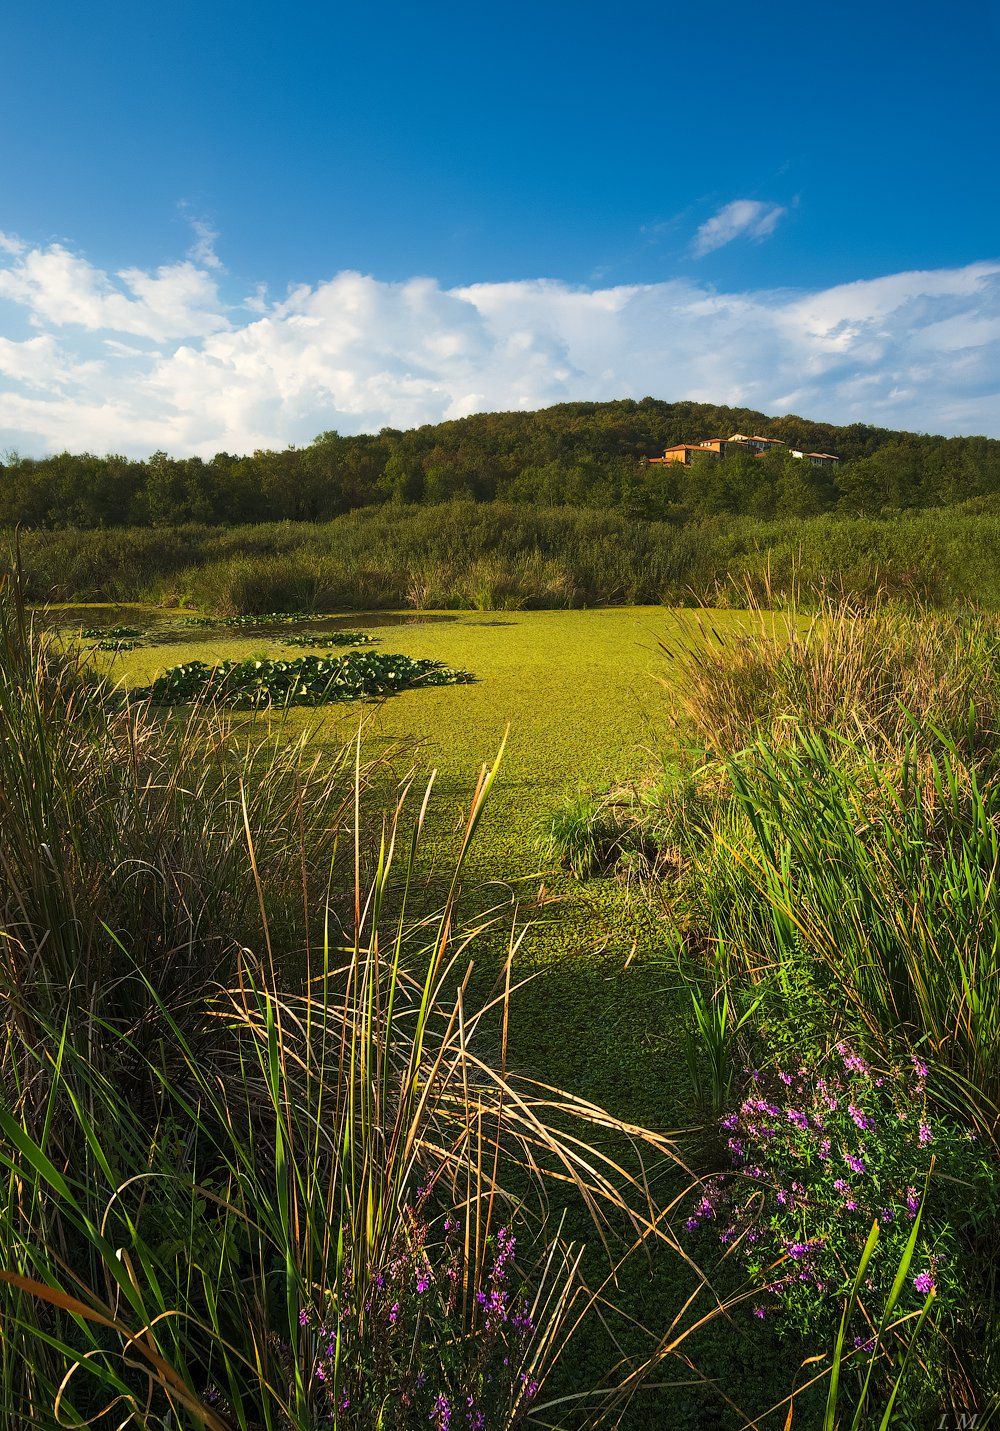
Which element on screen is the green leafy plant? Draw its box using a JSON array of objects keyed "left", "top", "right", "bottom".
[
  {"left": 684, "top": 1047, "right": 992, "bottom": 1352},
  {"left": 79, "top": 623, "right": 144, "bottom": 638},
  {"left": 281, "top": 630, "right": 378, "bottom": 647},
  {"left": 137, "top": 650, "right": 474, "bottom": 707},
  {"left": 680, "top": 969, "right": 761, "bottom": 1117}
]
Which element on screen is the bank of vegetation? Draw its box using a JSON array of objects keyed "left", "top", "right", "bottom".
[{"left": 10, "top": 502, "right": 1000, "bottom": 613}]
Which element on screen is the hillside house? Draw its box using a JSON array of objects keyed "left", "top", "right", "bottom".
[
  {"left": 648, "top": 443, "right": 719, "bottom": 465},
  {"left": 789, "top": 450, "right": 841, "bottom": 467},
  {"left": 647, "top": 433, "right": 840, "bottom": 466},
  {"left": 727, "top": 433, "right": 787, "bottom": 454}
]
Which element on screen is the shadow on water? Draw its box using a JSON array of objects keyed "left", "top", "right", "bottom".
[{"left": 34, "top": 606, "right": 462, "bottom": 646}]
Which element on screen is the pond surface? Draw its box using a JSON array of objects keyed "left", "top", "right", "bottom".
[{"left": 35, "top": 605, "right": 459, "bottom": 647}]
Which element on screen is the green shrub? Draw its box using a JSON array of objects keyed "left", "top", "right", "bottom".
[{"left": 686, "top": 1050, "right": 992, "bottom": 1339}]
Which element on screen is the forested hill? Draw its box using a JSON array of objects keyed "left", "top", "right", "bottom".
[
  {"left": 3, "top": 396, "right": 1000, "bottom": 529},
  {"left": 377, "top": 398, "right": 922, "bottom": 465}
]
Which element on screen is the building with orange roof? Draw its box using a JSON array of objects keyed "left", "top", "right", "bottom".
[{"left": 647, "top": 433, "right": 840, "bottom": 467}]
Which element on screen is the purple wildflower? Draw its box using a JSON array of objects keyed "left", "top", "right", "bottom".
[{"left": 913, "top": 1270, "right": 935, "bottom": 1295}]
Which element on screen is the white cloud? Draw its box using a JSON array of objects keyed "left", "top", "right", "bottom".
[
  {"left": 0, "top": 239, "right": 227, "bottom": 340},
  {"left": 693, "top": 199, "right": 787, "bottom": 257},
  {"left": 183, "top": 212, "right": 223, "bottom": 271},
  {"left": 0, "top": 232, "right": 998, "bottom": 456}
]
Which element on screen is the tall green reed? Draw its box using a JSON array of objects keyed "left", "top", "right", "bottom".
[{"left": 707, "top": 730, "right": 1000, "bottom": 1131}]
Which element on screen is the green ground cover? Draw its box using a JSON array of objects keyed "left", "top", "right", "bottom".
[{"left": 108, "top": 609, "right": 682, "bottom": 1098}]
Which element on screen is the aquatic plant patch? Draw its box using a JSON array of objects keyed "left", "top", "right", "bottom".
[
  {"left": 87, "top": 637, "right": 144, "bottom": 651},
  {"left": 281, "top": 630, "right": 377, "bottom": 647},
  {"left": 80, "top": 624, "right": 144, "bottom": 639},
  {"left": 220, "top": 611, "right": 312, "bottom": 626},
  {"left": 137, "top": 650, "right": 474, "bottom": 707},
  {"left": 177, "top": 612, "right": 314, "bottom": 628}
]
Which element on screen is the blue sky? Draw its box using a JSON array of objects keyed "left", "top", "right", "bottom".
[{"left": 1, "top": 0, "right": 998, "bottom": 454}]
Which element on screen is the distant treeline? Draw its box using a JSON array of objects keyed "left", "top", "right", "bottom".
[
  {"left": 12, "top": 503, "right": 1000, "bottom": 613},
  {"left": 4, "top": 398, "right": 1000, "bottom": 529}
]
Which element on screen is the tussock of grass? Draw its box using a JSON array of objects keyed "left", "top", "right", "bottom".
[
  {"left": 644, "top": 593, "right": 1000, "bottom": 1409},
  {"left": 662, "top": 595, "right": 1000, "bottom": 758}
]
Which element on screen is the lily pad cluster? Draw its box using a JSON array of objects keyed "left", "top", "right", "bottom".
[
  {"left": 215, "top": 612, "right": 312, "bottom": 628},
  {"left": 76, "top": 624, "right": 147, "bottom": 652},
  {"left": 281, "top": 631, "right": 377, "bottom": 648},
  {"left": 137, "top": 650, "right": 473, "bottom": 707},
  {"left": 80, "top": 624, "right": 144, "bottom": 639}
]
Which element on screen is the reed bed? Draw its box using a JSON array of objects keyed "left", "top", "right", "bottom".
[{"left": 11, "top": 503, "right": 1000, "bottom": 613}]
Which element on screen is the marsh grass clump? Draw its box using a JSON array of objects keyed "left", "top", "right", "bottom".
[
  {"left": 0, "top": 578, "right": 376, "bottom": 1049},
  {"left": 539, "top": 791, "right": 622, "bottom": 878},
  {"left": 138, "top": 649, "right": 474, "bottom": 707},
  {"left": 643, "top": 594, "right": 1000, "bottom": 1414},
  {"left": 662, "top": 595, "right": 1000, "bottom": 760},
  {"left": 690, "top": 731, "right": 1000, "bottom": 1130},
  {"left": 538, "top": 788, "right": 668, "bottom": 880}
]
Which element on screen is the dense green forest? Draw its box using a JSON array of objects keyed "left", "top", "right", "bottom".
[{"left": 4, "top": 398, "right": 1000, "bottom": 528}]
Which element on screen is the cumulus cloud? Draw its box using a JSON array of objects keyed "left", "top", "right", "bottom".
[
  {"left": 0, "top": 236, "right": 227, "bottom": 340},
  {"left": 0, "top": 232, "right": 998, "bottom": 455},
  {"left": 693, "top": 199, "right": 787, "bottom": 257}
]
